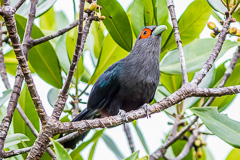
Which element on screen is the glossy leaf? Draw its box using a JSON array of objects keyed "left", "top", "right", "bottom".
[
  {"left": 101, "top": 133, "right": 124, "bottom": 159},
  {"left": 132, "top": 121, "right": 149, "bottom": 154},
  {"left": 51, "top": 139, "right": 72, "bottom": 160},
  {"left": 88, "top": 34, "right": 129, "bottom": 84},
  {"left": 70, "top": 130, "right": 104, "bottom": 159},
  {"left": 162, "top": 0, "right": 212, "bottom": 52},
  {"left": 226, "top": 148, "right": 240, "bottom": 160},
  {"left": 144, "top": 0, "right": 155, "bottom": 26},
  {"left": 66, "top": 26, "right": 84, "bottom": 83},
  {"left": 56, "top": 35, "right": 71, "bottom": 74},
  {"left": 4, "top": 50, "right": 35, "bottom": 76},
  {"left": 160, "top": 39, "right": 239, "bottom": 74},
  {"left": 47, "top": 88, "right": 59, "bottom": 107},
  {"left": 40, "top": 7, "right": 56, "bottom": 32},
  {"left": 123, "top": 151, "right": 139, "bottom": 160},
  {"left": 13, "top": 84, "right": 40, "bottom": 147},
  {"left": 55, "top": 11, "right": 70, "bottom": 30},
  {"left": 157, "top": 0, "right": 168, "bottom": 24},
  {"left": 14, "top": 0, "right": 57, "bottom": 18},
  {"left": 207, "top": 0, "right": 228, "bottom": 13},
  {"left": 191, "top": 107, "right": 240, "bottom": 148},
  {"left": 0, "top": 89, "right": 12, "bottom": 107},
  {"left": 131, "top": 0, "right": 145, "bottom": 37},
  {"left": 233, "top": 8, "right": 240, "bottom": 22},
  {"left": 5, "top": 133, "right": 29, "bottom": 148},
  {"left": 98, "top": 0, "right": 132, "bottom": 51},
  {"left": 15, "top": 14, "right": 62, "bottom": 88}
]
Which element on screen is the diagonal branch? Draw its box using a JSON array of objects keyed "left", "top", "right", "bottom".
[
  {"left": 13, "top": 0, "right": 26, "bottom": 11},
  {"left": 167, "top": 0, "right": 188, "bottom": 84}
]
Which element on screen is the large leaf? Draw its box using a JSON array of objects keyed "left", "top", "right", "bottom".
[
  {"left": 51, "top": 139, "right": 72, "bottom": 160},
  {"left": 226, "top": 148, "right": 240, "bottom": 160},
  {"left": 15, "top": 14, "right": 62, "bottom": 88},
  {"left": 131, "top": 0, "right": 145, "bottom": 37},
  {"left": 4, "top": 133, "right": 29, "bottom": 149},
  {"left": 13, "top": 0, "right": 57, "bottom": 18},
  {"left": 66, "top": 26, "right": 84, "bottom": 83},
  {"left": 101, "top": 133, "right": 124, "bottom": 160},
  {"left": 207, "top": 0, "right": 228, "bottom": 13},
  {"left": 47, "top": 88, "right": 59, "bottom": 107},
  {"left": 160, "top": 39, "right": 239, "bottom": 74},
  {"left": 144, "top": 0, "right": 155, "bottom": 26},
  {"left": 0, "top": 89, "right": 12, "bottom": 107},
  {"left": 156, "top": 0, "right": 168, "bottom": 24},
  {"left": 191, "top": 107, "right": 240, "bottom": 148},
  {"left": 98, "top": 0, "right": 132, "bottom": 51},
  {"left": 162, "top": 0, "right": 212, "bottom": 52},
  {"left": 4, "top": 50, "right": 35, "bottom": 76},
  {"left": 88, "top": 34, "right": 129, "bottom": 84},
  {"left": 13, "top": 84, "right": 40, "bottom": 147},
  {"left": 40, "top": 7, "right": 56, "bottom": 34}
]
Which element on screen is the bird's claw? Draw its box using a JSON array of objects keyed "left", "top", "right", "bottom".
[
  {"left": 118, "top": 109, "right": 128, "bottom": 123},
  {"left": 141, "top": 103, "right": 151, "bottom": 118}
]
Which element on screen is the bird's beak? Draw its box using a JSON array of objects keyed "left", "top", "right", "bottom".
[{"left": 153, "top": 25, "right": 167, "bottom": 36}]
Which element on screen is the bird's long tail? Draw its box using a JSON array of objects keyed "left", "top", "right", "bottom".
[{"left": 61, "top": 108, "right": 98, "bottom": 149}]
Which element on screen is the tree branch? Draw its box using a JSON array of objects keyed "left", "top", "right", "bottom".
[
  {"left": 167, "top": 0, "right": 188, "bottom": 84},
  {"left": 13, "top": 0, "right": 26, "bottom": 11}
]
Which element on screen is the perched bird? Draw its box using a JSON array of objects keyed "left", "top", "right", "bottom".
[{"left": 63, "top": 25, "right": 167, "bottom": 148}]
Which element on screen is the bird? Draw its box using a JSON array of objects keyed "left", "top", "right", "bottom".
[{"left": 62, "top": 25, "right": 167, "bottom": 149}]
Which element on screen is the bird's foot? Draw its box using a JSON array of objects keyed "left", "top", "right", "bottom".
[
  {"left": 118, "top": 109, "right": 128, "bottom": 123},
  {"left": 141, "top": 103, "right": 151, "bottom": 118}
]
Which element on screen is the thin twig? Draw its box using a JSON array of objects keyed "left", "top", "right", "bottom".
[
  {"left": 0, "top": 21, "right": 10, "bottom": 89},
  {"left": 33, "top": 20, "right": 80, "bottom": 46},
  {"left": 123, "top": 124, "right": 135, "bottom": 153},
  {"left": 230, "top": 1, "right": 240, "bottom": 14},
  {"left": 13, "top": 0, "right": 26, "bottom": 11},
  {"left": 167, "top": 0, "right": 188, "bottom": 84}
]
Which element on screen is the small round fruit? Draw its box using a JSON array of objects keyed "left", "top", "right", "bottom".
[
  {"left": 235, "top": 29, "right": 240, "bottom": 36},
  {"left": 207, "top": 22, "right": 216, "bottom": 30},
  {"left": 84, "top": 5, "right": 87, "bottom": 11},
  {"left": 230, "top": 27, "right": 237, "bottom": 35},
  {"left": 211, "top": 32, "right": 217, "bottom": 38},
  {"left": 237, "top": 37, "right": 240, "bottom": 42},
  {"left": 194, "top": 139, "right": 201, "bottom": 147},
  {"left": 89, "top": 3, "right": 97, "bottom": 11}
]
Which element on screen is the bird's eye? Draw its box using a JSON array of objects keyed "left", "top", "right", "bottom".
[{"left": 140, "top": 28, "right": 152, "bottom": 39}]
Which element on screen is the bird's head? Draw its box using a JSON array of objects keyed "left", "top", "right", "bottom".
[{"left": 131, "top": 25, "right": 167, "bottom": 56}]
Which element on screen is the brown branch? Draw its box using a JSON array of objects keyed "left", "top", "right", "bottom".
[
  {"left": 16, "top": 105, "right": 56, "bottom": 159},
  {"left": 13, "top": 0, "right": 26, "bottom": 11},
  {"left": 0, "top": 21, "right": 10, "bottom": 89},
  {"left": 167, "top": 0, "right": 188, "bottom": 84},
  {"left": 166, "top": 114, "right": 180, "bottom": 143},
  {"left": 205, "top": 46, "right": 240, "bottom": 106},
  {"left": 52, "top": 0, "right": 90, "bottom": 120},
  {"left": 123, "top": 124, "right": 135, "bottom": 153},
  {"left": 191, "top": 14, "right": 232, "bottom": 85},
  {"left": 32, "top": 20, "right": 80, "bottom": 46}
]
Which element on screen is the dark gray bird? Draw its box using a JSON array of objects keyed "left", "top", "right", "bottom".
[{"left": 63, "top": 25, "right": 167, "bottom": 148}]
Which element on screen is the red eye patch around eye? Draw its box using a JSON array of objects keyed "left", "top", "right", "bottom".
[{"left": 140, "top": 28, "right": 152, "bottom": 39}]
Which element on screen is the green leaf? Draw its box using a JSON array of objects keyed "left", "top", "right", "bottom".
[
  {"left": 4, "top": 133, "right": 30, "bottom": 149},
  {"left": 14, "top": 0, "right": 57, "bottom": 18},
  {"left": 56, "top": 34, "right": 71, "bottom": 74},
  {"left": 233, "top": 8, "right": 240, "bottom": 22},
  {"left": 171, "top": 138, "right": 195, "bottom": 160},
  {"left": 86, "top": 21, "right": 105, "bottom": 59},
  {"left": 123, "top": 151, "right": 139, "bottom": 160},
  {"left": 98, "top": 0, "right": 132, "bottom": 51},
  {"left": 55, "top": 11, "right": 70, "bottom": 30},
  {"left": 88, "top": 34, "right": 129, "bottom": 84},
  {"left": 66, "top": 26, "right": 84, "bottom": 83},
  {"left": 51, "top": 139, "right": 72, "bottom": 160},
  {"left": 191, "top": 107, "right": 240, "bottom": 148},
  {"left": 160, "top": 39, "right": 239, "bottom": 74},
  {"left": 144, "top": 0, "right": 155, "bottom": 26},
  {"left": 88, "top": 139, "right": 98, "bottom": 160},
  {"left": 101, "top": 133, "right": 124, "bottom": 159},
  {"left": 212, "top": 62, "right": 240, "bottom": 111},
  {"left": 0, "top": 89, "right": 12, "bottom": 107},
  {"left": 131, "top": 0, "right": 145, "bottom": 37},
  {"left": 162, "top": 0, "right": 212, "bottom": 52},
  {"left": 132, "top": 121, "right": 149, "bottom": 154},
  {"left": 226, "top": 148, "right": 240, "bottom": 160},
  {"left": 40, "top": 7, "right": 56, "bottom": 32},
  {"left": 156, "top": 0, "right": 168, "bottom": 24},
  {"left": 207, "top": 0, "right": 228, "bottom": 13},
  {"left": 13, "top": 84, "right": 40, "bottom": 148},
  {"left": 70, "top": 129, "right": 104, "bottom": 159},
  {"left": 47, "top": 88, "right": 59, "bottom": 107},
  {"left": 4, "top": 50, "right": 35, "bottom": 76},
  {"left": 15, "top": 14, "right": 63, "bottom": 88}
]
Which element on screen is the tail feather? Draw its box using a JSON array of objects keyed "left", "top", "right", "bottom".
[{"left": 61, "top": 108, "right": 98, "bottom": 149}]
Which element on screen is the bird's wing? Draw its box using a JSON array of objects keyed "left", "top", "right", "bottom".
[{"left": 87, "top": 62, "right": 122, "bottom": 110}]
